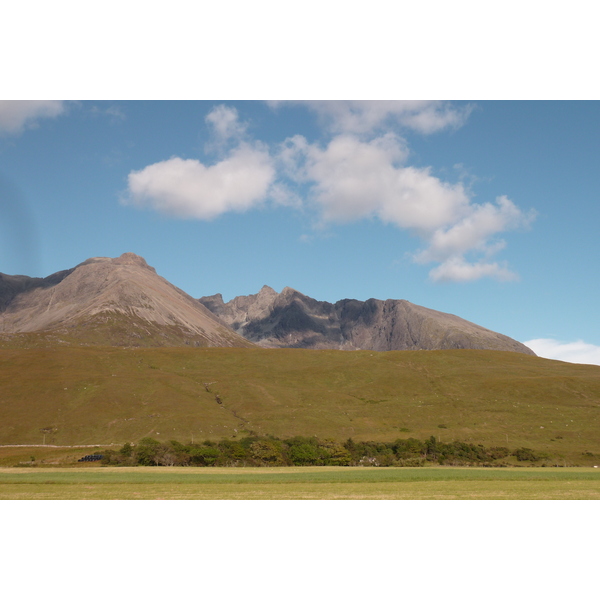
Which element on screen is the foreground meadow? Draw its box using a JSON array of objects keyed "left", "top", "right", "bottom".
[{"left": 1, "top": 466, "right": 599, "bottom": 499}]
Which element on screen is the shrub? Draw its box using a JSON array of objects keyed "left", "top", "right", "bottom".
[
  {"left": 513, "top": 447, "right": 540, "bottom": 462},
  {"left": 188, "top": 445, "right": 220, "bottom": 466},
  {"left": 119, "top": 442, "right": 133, "bottom": 457},
  {"left": 288, "top": 443, "right": 323, "bottom": 465},
  {"left": 393, "top": 438, "right": 425, "bottom": 458},
  {"left": 488, "top": 446, "right": 511, "bottom": 460},
  {"left": 135, "top": 438, "right": 162, "bottom": 466},
  {"left": 250, "top": 440, "right": 285, "bottom": 465},
  {"left": 217, "top": 440, "right": 248, "bottom": 464}
]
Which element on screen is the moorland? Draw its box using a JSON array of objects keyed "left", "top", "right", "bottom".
[{"left": 1, "top": 345, "right": 599, "bottom": 469}]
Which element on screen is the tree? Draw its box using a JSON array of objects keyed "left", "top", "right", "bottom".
[
  {"left": 425, "top": 435, "right": 438, "bottom": 461},
  {"left": 119, "top": 442, "right": 133, "bottom": 457},
  {"left": 189, "top": 445, "right": 220, "bottom": 466},
  {"left": 321, "top": 439, "right": 352, "bottom": 466},
  {"left": 288, "top": 443, "right": 322, "bottom": 465},
  {"left": 135, "top": 437, "right": 162, "bottom": 466},
  {"left": 250, "top": 440, "right": 285, "bottom": 465}
]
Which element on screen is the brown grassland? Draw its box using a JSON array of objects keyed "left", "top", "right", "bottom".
[{"left": 1, "top": 346, "right": 599, "bottom": 464}]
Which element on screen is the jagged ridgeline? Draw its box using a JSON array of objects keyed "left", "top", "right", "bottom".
[{"left": 199, "top": 286, "right": 535, "bottom": 354}]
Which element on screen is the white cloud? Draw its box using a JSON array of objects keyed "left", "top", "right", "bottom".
[
  {"left": 125, "top": 101, "right": 534, "bottom": 283},
  {"left": 523, "top": 339, "right": 600, "bottom": 366},
  {"left": 0, "top": 100, "right": 65, "bottom": 134},
  {"left": 126, "top": 143, "right": 275, "bottom": 219},
  {"left": 280, "top": 134, "right": 534, "bottom": 282},
  {"left": 126, "top": 105, "right": 290, "bottom": 220},
  {"left": 284, "top": 133, "right": 432, "bottom": 224},
  {"left": 428, "top": 257, "right": 519, "bottom": 283},
  {"left": 205, "top": 104, "right": 246, "bottom": 145},
  {"left": 416, "top": 197, "right": 532, "bottom": 261},
  {"left": 301, "top": 100, "right": 473, "bottom": 135}
]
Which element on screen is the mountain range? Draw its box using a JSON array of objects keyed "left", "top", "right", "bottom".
[{"left": 0, "top": 252, "right": 534, "bottom": 355}]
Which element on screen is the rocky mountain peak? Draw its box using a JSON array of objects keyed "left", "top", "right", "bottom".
[
  {"left": 113, "top": 252, "right": 155, "bottom": 271},
  {"left": 256, "top": 285, "right": 278, "bottom": 301},
  {"left": 77, "top": 253, "right": 156, "bottom": 273},
  {"left": 279, "top": 286, "right": 302, "bottom": 299},
  {"left": 259, "top": 285, "right": 276, "bottom": 293}
]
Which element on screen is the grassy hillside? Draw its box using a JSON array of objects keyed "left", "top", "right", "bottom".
[
  {"left": 1, "top": 346, "right": 599, "bottom": 464},
  {"left": 0, "top": 310, "right": 255, "bottom": 348}
]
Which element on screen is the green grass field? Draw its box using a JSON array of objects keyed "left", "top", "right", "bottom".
[{"left": 1, "top": 466, "right": 599, "bottom": 499}]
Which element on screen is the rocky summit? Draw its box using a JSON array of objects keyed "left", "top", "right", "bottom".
[{"left": 199, "top": 286, "right": 536, "bottom": 355}]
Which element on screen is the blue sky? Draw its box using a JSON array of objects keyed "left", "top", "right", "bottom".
[{"left": 1, "top": 100, "right": 599, "bottom": 363}]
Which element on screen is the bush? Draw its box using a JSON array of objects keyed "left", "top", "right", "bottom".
[
  {"left": 513, "top": 447, "right": 540, "bottom": 462},
  {"left": 250, "top": 440, "right": 285, "bottom": 465},
  {"left": 288, "top": 443, "right": 323, "bottom": 465},
  {"left": 393, "top": 438, "right": 425, "bottom": 458},
  {"left": 217, "top": 440, "right": 248, "bottom": 464},
  {"left": 119, "top": 442, "right": 133, "bottom": 457},
  {"left": 188, "top": 445, "right": 220, "bottom": 466},
  {"left": 135, "top": 438, "right": 162, "bottom": 466}
]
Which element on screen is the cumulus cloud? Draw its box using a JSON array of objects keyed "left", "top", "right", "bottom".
[
  {"left": 125, "top": 101, "right": 534, "bottom": 282},
  {"left": 205, "top": 104, "right": 246, "bottom": 146},
  {"left": 126, "top": 104, "right": 288, "bottom": 220},
  {"left": 428, "top": 258, "right": 518, "bottom": 283},
  {"left": 416, "top": 197, "right": 532, "bottom": 261},
  {"left": 126, "top": 143, "right": 275, "bottom": 219},
  {"left": 280, "top": 133, "right": 534, "bottom": 281},
  {"left": 415, "top": 195, "right": 536, "bottom": 281},
  {"left": 300, "top": 100, "right": 473, "bottom": 135},
  {"left": 523, "top": 339, "right": 600, "bottom": 366},
  {"left": 0, "top": 100, "right": 66, "bottom": 134}
]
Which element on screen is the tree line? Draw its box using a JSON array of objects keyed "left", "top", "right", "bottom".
[{"left": 100, "top": 435, "right": 549, "bottom": 467}]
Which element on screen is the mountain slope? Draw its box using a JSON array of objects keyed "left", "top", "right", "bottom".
[
  {"left": 1, "top": 346, "right": 598, "bottom": 466},
  {"left": 200, "top": 286, "right": 535, "bottom": 355},
  {"left": 0, "top": 253, "right": 253, "bottom": 348}
]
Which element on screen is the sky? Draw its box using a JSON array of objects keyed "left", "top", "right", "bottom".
[{"left": 1, "top": 99, "right": 599, "bottom": 364}]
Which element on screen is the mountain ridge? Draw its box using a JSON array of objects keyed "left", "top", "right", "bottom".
[{"left": 200, "top": 285, "right": 535, "bottom": 355}]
